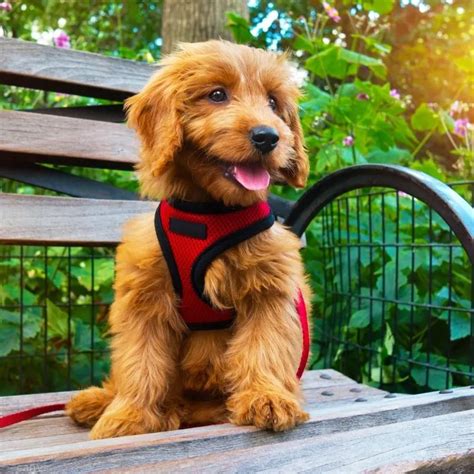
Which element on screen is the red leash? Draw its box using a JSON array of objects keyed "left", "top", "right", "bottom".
[{"left": 0, "top": 403, "right": 65, "bottom": 428}]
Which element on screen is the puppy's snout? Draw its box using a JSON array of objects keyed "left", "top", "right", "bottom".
[{"left": 249, "top": 126, "right": 279, "bottom": 154}]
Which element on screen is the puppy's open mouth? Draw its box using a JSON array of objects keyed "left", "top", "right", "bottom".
[{"left": 225, "top": 163, "right": 270, "bottom": 191}]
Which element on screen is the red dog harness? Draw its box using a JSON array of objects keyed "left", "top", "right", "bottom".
[{"left": 155, "top": 199, "right": 309, "bottom": 378}]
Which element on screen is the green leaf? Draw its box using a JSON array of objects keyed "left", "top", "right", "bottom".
[
  {"left": 383, "top": 324, "right": 394, "bottom": 355},
  {"left": 0, "top": 327, "right": 19, "bottom": 356},
  {"left": 438, "top": 311, "right": 471, "bottom": 341},
  {"left": 225, "top": 12, "right": 253, "bottom": 44},
  {"left": 293, "top": 35, "right": 317, "bottom": 54},
  {"left": 338, "top": 48, "right": 386, "bottom": 79},
  {"left": 411, "top": 103, "right": 439, "bottom": 131},
  {"left": 354, "top": 35, "right": 392, "bottom": 55},
  {"left": 47, "top": 299, "right": 74, "bottom": 340},
  {"left": 301, "top": 84, "right": 331, "bottom": 114},
  {"left": 411, "top": 365, "right": 451, "bottom": 390},
  {"left": 306, "top": 47, "right": 356, "bottom": 80},
  {"left": 23, "top": 311, "right": 42, "bottom": 339},
  {"left": 349, "top": 308, "right": 370, "bottom": 328},
  {"left": 410, "top": 159, "right": 445, "bottom": 181},
  {"left": 365, "top": 147, "right": 411, "bottom": 164},
  {"left": 370, "top": 0, "right": 395, "bottom": 15}
]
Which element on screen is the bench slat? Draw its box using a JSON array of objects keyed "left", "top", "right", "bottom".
[
  {"left": 0, "top": 387, "right": 472, "bottom": 470},
  {"left": 137, "top": 410, "right": 474, "bottom": 473},
  {"left": 0, "top": 110, "right": 139, "bottom": 169},
  {"left": 0, "top": 194, "right": 156, "bottom": 245},
  {"left": 0, "top": 38, "right": 155, "bottom": 100}
]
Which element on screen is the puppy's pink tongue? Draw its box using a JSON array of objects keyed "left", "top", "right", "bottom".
[{"left": 233, "top": 164, "right": 270, "bottom": 191}]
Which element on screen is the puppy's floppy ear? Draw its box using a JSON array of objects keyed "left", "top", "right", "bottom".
[
  {"left": 281, "top": 102, "right": 309, "bottom": 188},
  {"left": 125, "top": 67, "right": 183, "bottom": 177}
]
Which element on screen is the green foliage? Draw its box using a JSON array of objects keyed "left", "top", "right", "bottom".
[
  {"left": 302, "top": 190, "right": 472, "bottom": 392},
  {"left": 0, "top": 246, "right": 113, "bottom": 394},
  {"left": 226, "top": 11, "right": 254, "bottom": 44}
]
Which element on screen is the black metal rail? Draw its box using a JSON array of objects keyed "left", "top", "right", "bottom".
[{"left": 285, "top": 164, "right": 474, "bottom": 264}]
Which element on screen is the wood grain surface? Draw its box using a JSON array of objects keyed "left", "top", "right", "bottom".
[
  {"left": 119, "top": 410, "right": 474, "bottom": 473},
  {"left": 0, "top": 373, "right": 473, "bottom": 472},
  {"left": 0, "top": 193, "right": 156, "bottom": 245},
  {"left": 0, "top": 38, "right": 155, "bottom": 100},
  {"left": 0, "top": 110, "right": 139, "bottom": 169}
]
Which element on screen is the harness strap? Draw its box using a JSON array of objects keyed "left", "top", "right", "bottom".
[{"left": 296, "top": 289, "right": 310, "bottom": 380}]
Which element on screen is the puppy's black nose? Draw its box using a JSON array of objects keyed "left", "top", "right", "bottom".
[{"left": 250, "top": 126, "right": 279, "bottom": 154}]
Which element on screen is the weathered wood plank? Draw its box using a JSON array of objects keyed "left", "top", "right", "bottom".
[
  {"left": 120, "top": 410, "right": 474, "bottom": 473},
  {"left": 1, "top": 387, "right": 472, "bottom": 470},
  {"left": 1, "top": 418, "right": 88, "bottom": 452},
  {"left": 0, "top": 194, "right": 156, "bottom": 245},
  {"left": 0, "top": 163, "right": 138, "bottom": 200},
  {"left": 0, "top": 391, "right": 75, "bottom": 417},
  {"left": 0, "top": 110, "right": 139, "bottom": 169},
  {"left": 0, "top": 38, "right": 155, "bottom": 101}
]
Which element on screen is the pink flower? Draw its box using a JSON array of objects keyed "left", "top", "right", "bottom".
[
  {"left": 343, "top": 135, "right": 354, "bottom": 147},
  {"left": 53, "top": 30, "right": 70, "bottom": 49},
  {"left": 323, "top": 2, "right": 341, "bottom": 23},
  {"left": 449, "top": 100, "right": 467, "bottom": 117},
  {"left": 357, "top": 93, "right": 369, "bottom": 101},
  {"left": 390, "top": 89, "right": 401, "bottom": 100},
  {"left": 454, "top": 118, "right": 470, "bottom": 138},
  {"left": 0, "top": 2, "right": 12, "bottom": 11}
]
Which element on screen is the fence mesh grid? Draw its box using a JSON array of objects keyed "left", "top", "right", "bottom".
[
  {"left": 0, "top": 246, "right": 113, "bottom": 395},
  {"left": 307, "top": 182, "right": 473, "bottom": 393},
  {"left": 0, "top": 183, "right": 472, "bottom": 395}
]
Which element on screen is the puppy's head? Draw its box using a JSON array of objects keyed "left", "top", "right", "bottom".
[{"left": 126, "top": 40, "right": 308, "bottom": 206}]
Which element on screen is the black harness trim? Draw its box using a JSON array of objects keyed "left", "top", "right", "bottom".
[
  {"left": 155, "top": 203, "right": 182, "bottom": 297},
  {"left": 191, "top": 213, "right": 275, "bottom": 301},
  {"left": 167, "top": 199, "right": 243, "bottom": 214},
  {"left": 186, "top": 320, "right": 234, "bottom": 331}
]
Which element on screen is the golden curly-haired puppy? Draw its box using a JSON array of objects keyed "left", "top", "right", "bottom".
[{"left": 66, "top": 40, "right": 312, "bottom": 439}]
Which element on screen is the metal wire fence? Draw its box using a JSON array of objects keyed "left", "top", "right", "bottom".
[
  {"left": 0, "top": 246, "right": 113, "bottom": 395},
  {"left": 0, "top": 182, "right": 472, "bottom": 395},
  {"left": 306, "top": 182, "right": 473, "bottom": 393}
]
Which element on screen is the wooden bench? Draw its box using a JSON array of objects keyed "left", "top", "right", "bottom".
[
  {"left": 1, "top": 37, "right": 473, "bottom": 471},
  {"left": 1, "top": 372, "right": 473, "bottom": 471}
]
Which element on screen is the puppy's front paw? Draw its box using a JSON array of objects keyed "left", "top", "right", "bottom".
[
  {"left": 66, "top": 386, "right": 113, "bottom": 428},
  {"left": 228, "top": 390, "right": 309, "bottom": 432},
  {"left": 90, "top": 403, "right": 181, "bottom": 439}
]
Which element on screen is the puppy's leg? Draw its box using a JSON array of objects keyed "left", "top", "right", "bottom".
[
  {"left": 89, "top": 311, "right": 183, "bottom": 439},
  {"left": 66, "top": 379, "right": 115, "bottom": 427},
  {"left": 225, "top": 295, "right": 310, "bottom": 432}
]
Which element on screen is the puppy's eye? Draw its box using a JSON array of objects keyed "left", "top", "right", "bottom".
[
  {"left": 269, "top": 96, "right": 277, "bottom": 111},
  {"left": 209, "top": 88, "right": 228, "bottom": 103}
]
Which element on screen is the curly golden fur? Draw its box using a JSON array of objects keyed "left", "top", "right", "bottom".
[{"left": 66, "top": 40, "right": 312, "bottom": 439}]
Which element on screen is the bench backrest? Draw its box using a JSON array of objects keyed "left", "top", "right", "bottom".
[
  {"left": 0, "top": 38, "right": 157, "bottom": 245},
  {"left": 0, "top": 37, "right": 293, "bottom": 245}
]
